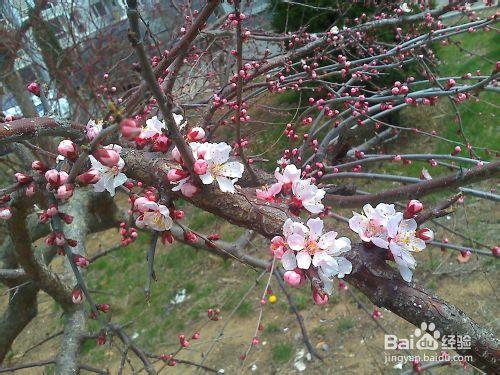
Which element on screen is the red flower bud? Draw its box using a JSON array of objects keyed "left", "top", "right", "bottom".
[
  {"left": 27, "top": 82, "right": 40, "bottom": 96},
  {"left": 93, "top": 148, "right": 120, "bottom": 168},
  {"left": 404, "top": 199, "right": 423, "bottom": 218},
  {"left": 57, "top": 140, "right": 78, "bottom": 161},
  {"left": 15, "top": 172, "right": 31, "bottom": 184},
  {"left": 120, "top": 118, "right": 141, "bottom": 140},
  {"left": 76, "top": 169, "right": 100, "bottom": 185}
]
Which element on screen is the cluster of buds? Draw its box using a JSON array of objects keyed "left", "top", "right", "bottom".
[
  {"left": 39, "top": 204, "right": 73, "bottom": 224},
  {"left": 178, "top": 334, "right": 190, "bottom": 348},
  {"left": 226, "top": 12, "right": 245, "bottom": 28},
  {"left": 207, "top": 308, "right": 221, "bottom": 321},
  {"left": 44, "top": 169, "right": 74, "bottom": 201},
  {"left": 159, "top": 354, "right": 177, "bottom": 367},
  {"left": 119, "top": 222, "right": 138, "bottom": 246},
  {"left": 372, "top": 307, "right": 383, "bottom": 320}
]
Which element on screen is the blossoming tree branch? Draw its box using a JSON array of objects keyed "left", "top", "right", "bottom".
[{"left": 0, "top": 0, "right": 498, "bottom": 373}]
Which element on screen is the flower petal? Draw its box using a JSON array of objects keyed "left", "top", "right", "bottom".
[
  {"left": 281, "top": 250, "right": 297, "bottom": 270},
  {"left": 216, "top": 176, "right": 236, "bottom": 193},
  {"left": 287, "top": 233, "right": 306, "bottom": 251},
  {"left": 220, "top": 161, "right": 244, "bottom": 178},
  {"left": 336, "top": 257, "right": 352, "bottom": 278},
  {"left": 318, "top": 231, "right": 338, "bottom": 250},
  {"left": 307, "top": 217, "right": 323, "bottom": 240},
  {"left": 296, "top": 251, "right": 312, "bottom": 269}
]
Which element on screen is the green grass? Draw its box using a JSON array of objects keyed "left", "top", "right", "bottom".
[
  {"left": 432, "top": 30, "right": 500, "bottom": 160},
  {"left": 271, "top": 342, "right": 293, "bottom": 364},
  {"left": 336, "top": 317, "right": 355, "bottom": 334}
]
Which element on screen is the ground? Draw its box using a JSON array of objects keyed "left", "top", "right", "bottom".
[{"left": 1, "top": 14, "right": 499, "bottom": 375}]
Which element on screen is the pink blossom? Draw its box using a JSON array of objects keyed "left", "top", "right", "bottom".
[
  {"left": 135, "top": 202, "right": 173, "bottom": 232},
  {"left": 270, "top": 236, "right": 286, "bottom": 259},
  {"left": 256, "top": 182, "right": 283, "bottom": 202},
  {"left": 348, "top": 203, "right": 399, "bottom": 248}
]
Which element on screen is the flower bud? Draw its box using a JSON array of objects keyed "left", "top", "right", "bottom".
[
  {"left": 27, "top": 82, "right": 40, "bottom": 96},
  {"left": 46, "top": 204, "right": 59, "bottom": 217},
  {"left": 187, "top": 127, "right": 205, "bottom": 142},
  {"left": 161, "top": 231, "right": 174, "bottom": 245},
  {"left": 167, "top": 169, "right": 188, "bottom": 182},
  {"left": 25, "top": 182, "right": 36, "bottom": 197},
  {"left": 416, "top": 228, "right": 434, "bottom": 243},
  {"left": 15, "top": 172, "right": 31, "bottom": 184},
  {"left": 32, "top": 160, "right": 48, "bottom": 173},
  {"left": 59, "top": 213, "right": 74, "bottom": 224},
  {"left": 184, "top": 231, "right": 197, "bottom": 243},
  {"left": 172, "top": 210, "right": 184, "bottom": 219},
  {"left": 284, "top": 270, "right": 302, "bottom": 288},
  {"left": 56, "top": 184, "right": 74, "bottom": 200},
  {"left": 97, "top": 334, "right": 106, "bottom": 345},
  {"left": 58, "top": 140, "right": 78, "bottom": 161},
  {"left": 193, "top": 159, "right": 208, "bottom": 175},
  {"left": 120, "top": 118, "right": 141, "bottom": 140},
  {"left": 404, "top": 199, "right": 423, "bottom": 218},
  {"left": 74, "top": 254, "right": 89, "bottom": 268},
  {"left": 76, "top": 169, "right": 100, "bottom": 185},
  {"left": 97, "top": 303, "right": 110, "bottom": 313},
  {"left": 312, "top": 288, "right": 329, "bottom": 305},
  {"left": 45, "top": 170, "right": 68, "bottom": 187},
  {"left": 72, "top": 288, "right": 84, "bottom": 304},
  {"left": 93, "top": 148, "right": 120, "bottom": 168},
  {"left": 152, "top": 134, "right": 169, "bottom": 152},
  {"left": 171, "top": 146, "right": 182, "bottom": 164}
]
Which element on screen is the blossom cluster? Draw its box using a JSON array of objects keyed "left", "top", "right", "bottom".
[
  {"left": 257, "top": 164, "right": 325, "bottom": 215},
  {"left": 168, "top": 141, "right": 245, "bottom": 196},
  {"left": 271, "top": 218, "right": 352, "bottom": 305},
  {"left": 348, "top": 201, "right": 433, "bottom": 282}
]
